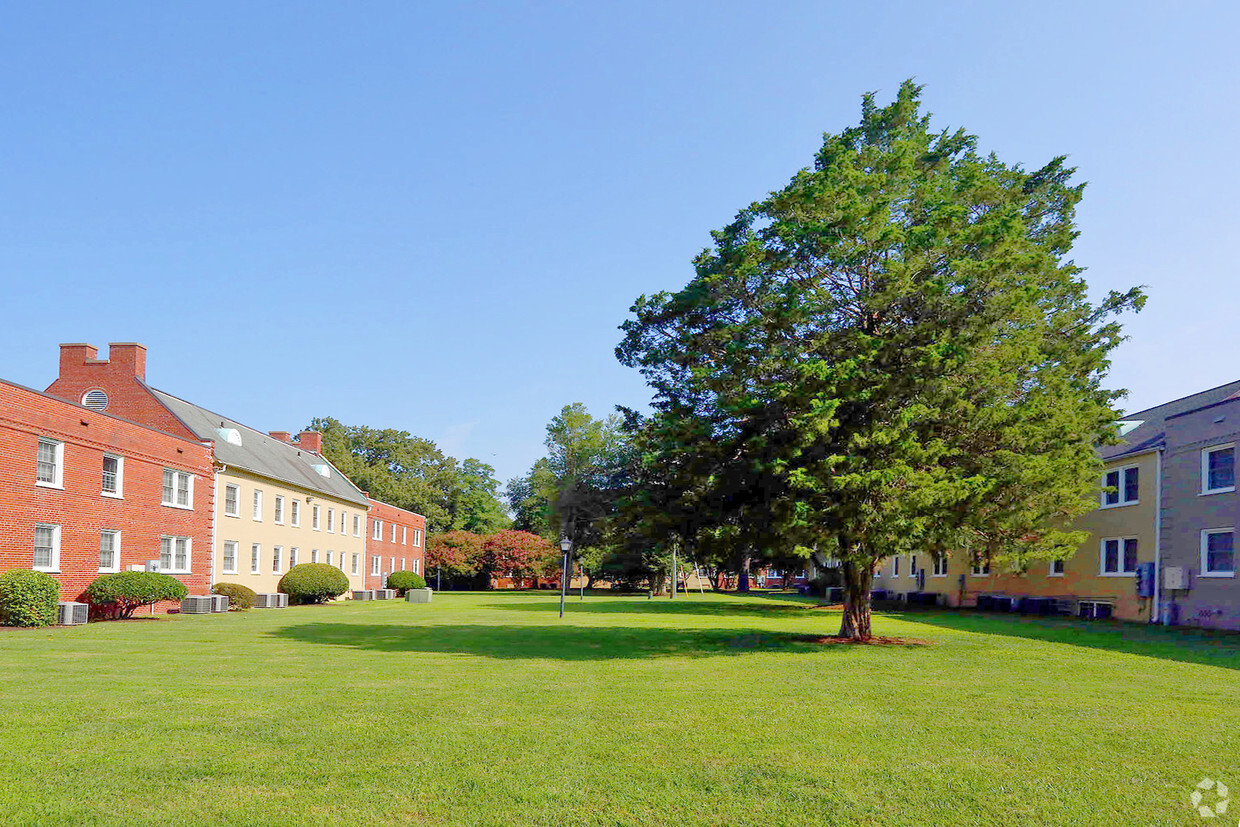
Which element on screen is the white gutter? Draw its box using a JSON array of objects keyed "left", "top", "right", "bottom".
[{"left": 1152, "top": 447, "right": 1163, "bottom": 623}]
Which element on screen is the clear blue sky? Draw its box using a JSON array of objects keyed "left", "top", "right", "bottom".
[{"left": 2, "top": 2, "right": 1237, "bottom": 486}]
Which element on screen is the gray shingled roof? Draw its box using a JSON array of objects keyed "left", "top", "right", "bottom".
[
  {"left": 1102, "top": 379, "right": 1240, "bottom": 460},
  {"left": 150, "top": 388, "right": 369, "bottom": 506}
]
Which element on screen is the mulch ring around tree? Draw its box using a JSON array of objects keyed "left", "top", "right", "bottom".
[{"left": 797, "top": 634, "right": 933, "bottom": 646}]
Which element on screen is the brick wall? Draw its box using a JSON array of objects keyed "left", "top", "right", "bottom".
[
  {"left": 364, "top": 498, "right": 426, "bottom": 589},
  {"left": 0, "top": 379, "right": 213, "bottom": 609}
]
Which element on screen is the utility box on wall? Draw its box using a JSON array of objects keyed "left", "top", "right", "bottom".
[
  {"left": 1136, "top": 562, "right": 1156, "bottom": 597},
  {"left": 1163, "top": 566, "right": 1189, "bottom": 591}
]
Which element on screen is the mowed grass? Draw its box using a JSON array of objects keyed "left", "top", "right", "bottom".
[{"left": 1, "top": 592, "right": 1238, "bottom": 826}]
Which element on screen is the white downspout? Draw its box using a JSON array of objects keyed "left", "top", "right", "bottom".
[{"left": 1152, "top": 447, "right": 1163, "bottom": 623}]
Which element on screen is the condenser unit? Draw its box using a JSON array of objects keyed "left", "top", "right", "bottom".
[
  {"left": 209, "top": 594, "right": 229, "bottom": 613},
  {"left": 375, "top": 589, "right": 396, "bottom": 600},
  {"left": 57, "top": 601, "right": 88, "bottom": 626},
  {"left": 254, "top": 593, "right": 279, "bottom": 609},
  {"left": 181, "top": 595, "right": 214, "bottom": 614},
  {"left": 274, "top": 593, "right": 289, "bottom": 608},
  {"left": 352, "top": 590, "right": 374, "bottom": 601}
]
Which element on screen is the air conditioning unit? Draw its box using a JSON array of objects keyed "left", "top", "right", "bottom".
[
  {"left": 375, "top": 589, "right": 395, "bottom": 600},
  {"left": 1163, "top": 566, "right": 1189, "bottom": 591},
  {"left": 254, "top": 593, "right": 279, "bottom": 608},
  {"left": 209, "top": 594, "right": 230, "bottom": 613},
  {"left": 406, "top": 588, "right": 433, "bottom": 604},
  {"left": 352, "top": 590, "right": 374, "bottom": 601},
  {"left": 181, "top": 595, "right": 214, "bottom": 614},
  {"left": 144, "top": 560, "right": 161, "bottom": 572},
  {"left": 57, "top": 601, "right": 88, "bottom": 626},
  {"left": 274, "top": 593, "right": 289, "bottom": 608}
]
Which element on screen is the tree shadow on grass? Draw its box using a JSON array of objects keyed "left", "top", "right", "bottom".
[
  {"left": 895, "top": 607, "right": 1240, "bottom": 671},
  {"left": 479, "top": 593, "right": 817, "bottom": 619},
  {"left": 268, "top": 623, "right": 896, "bottom": 660}
]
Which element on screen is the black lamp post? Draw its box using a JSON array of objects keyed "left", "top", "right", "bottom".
[{"left": 559, "top": 537, "right": 572, "bottom": 618}]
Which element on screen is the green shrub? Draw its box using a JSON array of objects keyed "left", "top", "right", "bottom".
[
  {"left": 278, "top": 563, "right": 350, "bottom": 605},
  {"left": 386, "top": 570, "right": 427, "bottom": 595},
  {"left": 84, "top": 572, "right": 188, "bottom": 620},
  {"left": 211, "top": 582, "right": 257, "bottom": 611},
  {"left": 0, "top": 569, "right": 60, "bottom": 627}
]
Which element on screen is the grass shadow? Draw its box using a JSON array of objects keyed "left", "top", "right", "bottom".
[
  {"left": 268, "top": 622, "right": 873, "bottom": 660},
  {"left": 480, "top": 593, "right": 817, "bottom": 619},
  {"left": 895, "top": 607, "right": 1240, "bottom": 671}
]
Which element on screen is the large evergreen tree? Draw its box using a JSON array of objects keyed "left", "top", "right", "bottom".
[{"left": 617, "top": 81, "right": 1144, "bottom": 639}]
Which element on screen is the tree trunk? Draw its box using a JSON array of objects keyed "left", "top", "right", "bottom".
[
  {"left": 839, "top": 560, "right": 873, "bottom": 641},
  {"left": 737, "top": 553, "right": 751, "bottom": 593}
]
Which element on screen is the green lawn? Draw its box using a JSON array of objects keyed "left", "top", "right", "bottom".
[{"left": 1, "top": 591, "right": 1237, "bottom": 826}]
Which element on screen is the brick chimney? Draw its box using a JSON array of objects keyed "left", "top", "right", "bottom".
[
  {"left": 298, "top": 431, "right": 323, "bottom": 454},
  {"left": 59, "top": 343, "right": 100, "bottom": 375},
  {"left": 108, "top": 343, "right": 147, "bottom": 380},
  {"left": 269, "top": 431, "right": 292, "bottom": 443}
]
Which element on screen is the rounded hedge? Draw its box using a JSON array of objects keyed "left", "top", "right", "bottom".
[
  {"left": 386, "top": 570, "right": 427, "bottom": 595},
  {"left": 278, "top": 563, "right": 350, "bottom": 604},
  {"left": 84, "top": 571, "right": 188, "bottom": 620},
  {"left": 212, "top": 582, "right": 257, "bottom": 611},
  {"left": 0, "top": 569, "right": 60, "bottom": 627}
]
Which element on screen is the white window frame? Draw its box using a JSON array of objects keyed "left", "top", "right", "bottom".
[
  {"left": 351, "top": 553, "right": 360, "bottom": 575},
  {"left": 1201, "top": 528, "right": 1236, "bottom": 578},
  {"left": 1099, "top": 536, "right": 1139, "bottom": 577},
  {"left": 33, "top": 523, "right": 61, "bottom": 572},
  {"left": 338, "top": 554, "right": 346, "bottom": 573},
  {"left": 413, "top": 529, "right": 422, "bottom": 548},
  {"left": 101, "top": 453, "right": 124, "bottom": 498},
  {"left": 289, "top": 547, "right": 299, "bottom": 567},
  {"left": 291, "top": 499, "right": 301, "bottom": 527},
  {"left": 327, "top": 508, "right": 335, "bottom": 533},
  {"left": 970, "top": 559, "right": 991, "bottom": 577},
  {"left": 391, "top": 524, "right": 397, "bottom": 543},
  {"left": 311, "top": 549, "right": 320, "bottom": 564},
  {"left": 353, "top": 515, "right": 361, "bottom": 537},
  {"left": 223, "top": 541, "right": 238, "bottom": 575},
  {"left": 273, "top": 545, "right": 283, "bottom": 575},
  {"left": 401, "top": 557, "right": 406, "bottom": 571},
  {"left": 161, "top": 469, "right": 194, "bottom": 509},
  {"left": 891, "top": 557, "right": 900, "bottom": 577},
  {"left": 402, "top": 526, "right": 407, "bottom": 545},
  {"left": 251, "top": 543, "right": 262, "bottom": 574},
  {"left": 160, "top": 535, "right": 192, "bottom": 574},
  {"left": 224, "top": 484, "right": 240, "bottom": 517},
  {"left": 35, "top": 438, "right": 64, "bottom": 489},
  {"left": 908, "top": 554, "right": 918, "bottom": 578},
  {"left": 274, "top": 496, "right": 285, "bottom": 525},
  {"left": 390, "top": 556, "right": 396, "bottom": 573},
  {"left": 1049, "top": 558, "right": 1065, "bottom": 577},
  {"left": 1202, "top": 443, "right": 1236, "bottom": 495},
  {"left": 99, "top": 529, "right": 121, "bottom": 573},
  {"left": 371, "top": 555, "right": 380, "bottom": 575},
  {"left": 326, "top": 551, "right": 334, "bottom": 567},
  {"left": 312, "top": 504, "right": 321, "bottom": 530},
  {"left": 931, "top": 554, "right": 949, "bottom": 577},
  {"left": 252, "top": 490, "right": 263, "bottom": 521},
  {"left": 373, "top": 519, "right": 382, "bottom": 540},
  {"left": 1100, "top": 464, "right": 1140, "bottom": 508},
  {"left": 340, "top": 511, "right": 347, "bottom": 534},
  {"left": 413, "top": 559, "right": 421, "bottom": 575}
]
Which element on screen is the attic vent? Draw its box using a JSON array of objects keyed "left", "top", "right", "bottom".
[
  {"left": 1117, "top": 420, "right": 1144, "bottom": 436},
  {"left": 216, "top": 427, "right": 243, "bottom": 446},
  {"left": 312, "top": 463, "right": 331, "bottom": 478},
  {"left": 81, "top": 390, "right": 109, "bottom": 412}
]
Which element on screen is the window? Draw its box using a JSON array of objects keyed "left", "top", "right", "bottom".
[
  {"left": 251, "top": 544, "right": 261, "bottom": 574},
  {"left": 1050, "top": 558, "right": 1065, "bottom": 577},
  {"left": 892, "top": 557, "right": 900, "bottom": 577},
  {"left": 1078, "top": 601, "right": 1113, "bottom": 620},
  {"left": 274, "top": 496, "right": 285, "bottom": 524},
  {"left": 326, "top": 551, "right": 334, "bottom": 567},
  {"left": 371, "top": 556, "right": 380, "bottom": 575},
  {"left": 312, "top": 505, "right": 321, "bottom": 530},
  {"left": 289, "top": 547, "right": 299, "bottom": 567},
  {"left": 401, "top": 558, "right": 406, "bottom": 571},
  {"left": 224, "top": 484, "right": 239, "bottom": 517},
  {"left": 273, "top": 545, "right": 283, "bottom": 574},
  {"left": 340, "top": 511, "right": 346, "bottom": 533},
  {"left": 413, "top": 559, "right": 420, "bottom": 575},
  {"left": 353, "top": 515, "right": 360, "bottom": 537},
  {"left": 413, "top": 529, "right": 422, "bottom": 548},
  {"left": 373, "top": 520, "right": 382, "bottom": 540},
  {"left": 160, "top": 536, "right": 191, "bottom": 573},
  {"left": 391, "top": 524, "right": 397, "bottom": 543},
  {"left": 1102, "top": 465, "right": 1139, "bottom": 507},
  {"left": 1201, "top": 529, "right": 1235, "bottom": 577},
  {"left": 223, "top": 541, "right": 238, "bottom": 574},
  {"left": 102, "top": 454, "right": 123, "bottom": 497},
  {"left": 99, "top": 530, "right": 120, "bottom": 572},
  {"left": 291, "top": 500, "right": 301, "bottom": 527},
  {"left": 932, "top": 555, "right": 949, "bottom": 577},
  {"left": 327, "top": 508, "right": 335, "bottom": 533},
  {"left": 339, "top": 554, "right": 346, "bottom": 573},
  {"left": 162, "top": 469, "right": 193, "bottom": 508},
  {"left": 402, "top": 526, "right": 407, "bottom": 545},
  {"left": 1202, "top": 444, "right": 1236, "bottom": 495},
  {"left": 311, "top": 549, "right": 320, "bottom": 563},
  {"left": 390, "top": 556, "right": 396, "bottom": 573},
  {"left": 971, "top": 558, "right": 991, "bottom": 577},
  {"left": 1100, "top": 537, "right": 1138, "bottom": 576},
  {"left": 36, "top": 439, "right": 63, "bottom": 488},
  {"left": 351, "top": 553, "right": 360, "bottom": 575},
  {"left": 909, "top": 555, "right": 917, "bottom": 577},
  {"left": 34, "top": 524, "right": 61, "bottom": 571},
  {"left": 253, "top": 490, "right": 263, "bottom": 521}
]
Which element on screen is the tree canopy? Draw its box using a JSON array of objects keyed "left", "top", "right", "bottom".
[{"left": 617, "top": 80, "right": 1144, "bottom": 639}]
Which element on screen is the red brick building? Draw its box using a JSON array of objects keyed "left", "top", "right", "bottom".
[
  {"left": 365, "top": 498, "right": 426, "bottom": 589},
  {"left": 0, "top": 378, "right": 213, "bottom": 605}
]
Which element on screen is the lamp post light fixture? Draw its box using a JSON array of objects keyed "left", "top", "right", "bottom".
[{"left": 559, "top": 537, "right": 572, "bottom": 618}]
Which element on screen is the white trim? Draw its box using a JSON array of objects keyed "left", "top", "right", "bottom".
[
  {"left": 162, "top": 469, "right": 194, "bottom": 510},
  {"left": 373, "top": 519, "right": 382, "bottom": 540},
  {"left": 1200, "top": 527, "right": 1236, "bottom": 578},
  {"left": 99, "top": 529, "right": 121, "bottom": 573},
  {"left": 1100, "top": 463, "right": 1140, "bottom": 509},
  {"left": 289, "top": 547, "right": 299, "bottom": 567},
  {"left": 312, "top": 504, "right": 321, "bottom": 531},
  {"left": 273, "top": 495, "right": 285, "bottom": 525},
  {"left": 1201, "top": 443, "right": 1236, "bottom": 495},
  {"left": 931, "top": 554, "right": 949, "bottom": 577},
  {"left": 224, "top": 483, "right": 240, "bottom": 518},
  {"left": 250, "top": 543, "right": 261, "bottom": 575},
  {"left": 222, "top": 540, "right": 238, "bottom": 575},
  {"left": 351, "top": 553, "right": 360, "bottom": 576},
  {"left": 35, "top": 438, "right": 64, "bottom": 489},
  {"left": 160, "top": 535, "right": 193, "bottom": 574},
  {"left": 1048, "top": 558, "right": 1065, "bottom": 577},
  {"left": 101, "top": 453, "right": 124, "bottom": 499},
  {"left": 33, "top": 523, "right": 61, "bottom": 572},
  {"left": 353, "top": 514, "right": 360, "bottom": 537},
  {"left": 1099, "top": 536, "right": 1139, "bottom": 576},
  {"left": 272, "top": 544, "right": 283, "bottom": 575},
  {"left": 327, "top": 508, "right": 335, "bottom": 533},
  {"left": 252, "top": 489, "right": 264, "bottom": 522},
  {"left": 290, "top": 499, "right": 301, "bottom": 527}
]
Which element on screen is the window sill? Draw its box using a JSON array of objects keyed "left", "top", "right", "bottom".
[
  {"left": 1201, "top": 488, "right": 1236, "bottom": 496},
  {"left": 274, "top": 521, "right": 284, "bottom": 526},
  {"left": 162, "top": 571, "right": 192, "bottom": 576},
  {"left": 1099, "top": 572, "right": 1137, "bottom": 578},
  {"left": 1201, "top": 571, "right": 1237, "bottom": 579},
  {"left": 224, "top": 512, "right": 240, "bottom": 519},
  {"left": 1047, "top": 573, "right": 1065, "bottom": 578},
  {"left": 162, "top": 502, "right": 194, "bottom": 511},
  {"left": 35, "top": 482, "right": 64, "bottom": 491},
  {"left": 34, "top": 567, "right": 60, "bottom": 574},
  {"left": 101, "top": 492, "right": 123, "bottom": 500},
  {"left": 98, "top": 567, "right": 120, "bottom": 574},
  {"left": 223, "top": 570, "right": 238, "bottom": 576},
  {"left": 1099, "top": 501, "right": 1138, "bottom": 510}
]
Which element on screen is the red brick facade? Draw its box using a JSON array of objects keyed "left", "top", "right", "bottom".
[
  {"left": 0, "top": 379, "right": 213, "bottom": 606},
  {"left": 365, "top": 498, "right": 426, "bottom": 588}
]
